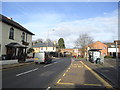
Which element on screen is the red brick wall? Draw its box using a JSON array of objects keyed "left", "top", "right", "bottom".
[{"left": 89, "top": 41, "right": 108, "bottom": 56}]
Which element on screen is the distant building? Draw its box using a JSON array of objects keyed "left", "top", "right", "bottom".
[
  {"left": 32, "top": 42, "right": 58, "bottom": 53},
  {"left": 60, "top": 48, "right": 80, "bottom": 56},
  {"left": 0, "top": 14, "right": 34, "bottom": 60},
  {"left": 104, "top": 42, "right": 118, "bottom": 57},
  {"left": 84, "top": 41, "right": 108, "bottom": 58}
]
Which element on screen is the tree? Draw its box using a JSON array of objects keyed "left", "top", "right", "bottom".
[
  {"left": 46, "top": 39, "right": 52, "bottom": 43},
  {"left": 27, "top": 48, "right": 34, "bottom": 54},
  {"left": 32, "top": 38, "right": 44, "bottom": 45},
  {"left": 58, "top": 38, "right": 65, "bottom": 49},
  {"left": 75, "top": 33, "right": 94, "bottom": 57},
  {"left": 37, "top": 39, "right": 44, "bottom": 43},
  {"left": 75, "top": 33, "right": 94, "bottom": 48}
]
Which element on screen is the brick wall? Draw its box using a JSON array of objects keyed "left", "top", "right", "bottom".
[{"left": 88, "top": 41, "right": 108, "bottom": 56}]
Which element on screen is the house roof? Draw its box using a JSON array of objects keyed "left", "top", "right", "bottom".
[
  {"left": 33, "top": 42, "right": 57, "bottom": 47},
  {"left": 104, "top": 43, "right": 115, "bottom": 48},
  {"left": 0, "top": 14, "right": 35, "bottom": 35},
  {"left": 114, "top": 40, "right": 120, "bottom": 45}
]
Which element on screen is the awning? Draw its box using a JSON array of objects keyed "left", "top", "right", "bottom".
[{"left": 5, "top": 43, "right": 27, "bottom": 48}]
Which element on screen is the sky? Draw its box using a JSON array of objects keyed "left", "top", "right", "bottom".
[{"left": 2, "top": 2, "right": 118, "bottom": 48}]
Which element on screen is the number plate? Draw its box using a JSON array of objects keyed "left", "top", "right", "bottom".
[{"left": 34, "top": 58, "right": 38, "bottom": 60}]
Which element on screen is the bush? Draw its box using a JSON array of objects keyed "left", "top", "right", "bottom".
[
  {"left": 104, "top": 56, "right": 113, "bottom": 58},
  {"left": 27, "top": 48, "right": 34, "bottom": 54}
]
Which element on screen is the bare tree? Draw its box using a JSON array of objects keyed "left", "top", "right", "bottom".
[
  {"left": 75, "top": 33, "right": 94, "bottom": 57},
  {"left": 75, "top": 33, "right": 94, "bottom": 48},
  {"left": 37, "top": 38, "right": 44, "bottom": 43}
]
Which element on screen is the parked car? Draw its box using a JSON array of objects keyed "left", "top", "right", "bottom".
[{"left": 34, "top": 52, "right": 52, "bottom": 64}]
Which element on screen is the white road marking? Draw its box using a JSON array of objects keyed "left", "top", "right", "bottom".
[
  {"left": 44, "top": 61, "right": 61, "bottom": 67},
  {"left": 53, "top": 61, "right": 61, "bottom": 64},
  {"left": 16, "top": 68, "right": 38, "bottom": 77},
  {"left": 46, "top": 87, "right": 51, "bottom": 90},
  {"left": 44, "top": 64, "right": 52, "bottom": 67},
  {"left": 53, "top": 62, "right": 58, "bottom": 64}
]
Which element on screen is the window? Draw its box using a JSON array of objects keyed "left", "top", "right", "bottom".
[
  {"left": 26, "top": 33, "right": 27, "bottom": 42},
  {"left": 111, "top": 45, "right": 115, "bottom": 47},
  {"left": 41, "top": 47, "right": 43, "bottom": 50},
  {"left": 9, "top": 28, "right": 14, "bottom": 40},
  {"left": 22, "top": 32, "right": 25, "bottom": 41},
  {"left": 103, "top": 47, "right": 106, "bottom": 50}
]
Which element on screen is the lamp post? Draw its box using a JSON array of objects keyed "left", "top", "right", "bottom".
[
  {"left": 115, "top": 40, "right": 120, "bottom": 89},
  {"left": 46, "top": 29, "right": 55, "bottom": 51}
]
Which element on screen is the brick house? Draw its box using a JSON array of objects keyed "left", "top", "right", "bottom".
[{"left": 84, "top": 41, "right": 108, "bottom": 58}]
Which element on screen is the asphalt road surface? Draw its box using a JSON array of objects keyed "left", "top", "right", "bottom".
[
  {"left": 2, "top": 57, "right": 113, "bottom": 89},
  {"left": 2, "top": 57, "right": 71, "bottom": 89}
]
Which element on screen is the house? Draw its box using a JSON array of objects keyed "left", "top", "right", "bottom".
[
  {"left": 0, "top": 14, "right": 34, "bottom": 61},
  {"left": 84, "top": 41, "right": 108, "bottom": 58},
  {"left": 103, "top": 40, "right": 120, "bottom": 58},
  {"left": 60, "top": 48, "right": 80, "bottom": 56},
  {"left": 32, "top": 42, "right": 58, "bottom": 53},
  {"left": 104, "top": 42, "right": 117, "bottom": 57}
]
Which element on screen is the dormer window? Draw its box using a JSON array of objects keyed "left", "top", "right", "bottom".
[{"left": 9, "top": 27, "right": 14, "bottom": 40}]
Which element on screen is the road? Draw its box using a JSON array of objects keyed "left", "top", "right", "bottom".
[
  {"left": 2, "top": 57, "right": 71, "bottom": 89},
  {"left": 2, "top": 57, "right": 113, "bottom": 89}
]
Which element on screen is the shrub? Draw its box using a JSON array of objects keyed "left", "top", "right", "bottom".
[
  {"left": 104, "top": 56, "right": 113, "bottom": 58},
  {"left": 27, "top": 48, "right": 34, "bottom": 54}
]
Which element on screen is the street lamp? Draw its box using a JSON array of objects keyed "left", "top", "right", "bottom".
[
  {"left": 46, "top": 29, "right": 55, "bottom": 51},
  {"left": 114, "top": 40, "right": 120, "bottom": 89}
]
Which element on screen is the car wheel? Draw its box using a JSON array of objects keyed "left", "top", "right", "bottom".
[{"left": 35, "top": 62, "right": 38, "bottom": 64}]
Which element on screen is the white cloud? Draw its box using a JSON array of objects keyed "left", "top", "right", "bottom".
[
  {"left": 50, "top": 10, "right": 118, "bottom": 48},
  {"left": 23, "top": 10, "right": 118, "bottom": 48}
]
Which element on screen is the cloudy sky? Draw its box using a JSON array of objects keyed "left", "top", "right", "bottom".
[{"left": 2, "top": 1, "right": 118, "bottom": 48}]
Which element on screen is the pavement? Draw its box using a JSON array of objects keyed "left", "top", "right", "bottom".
[
  {"left": 0, "top": 58, "right": 35, "bottom": 70},
  {"left": 53, "top": 58, "right": 114, "bottom": 89},
  {"left": 0, "top": 57, "right": 60, "bottom": 70},
  {"left": 82, "top": 58, "right": 118, "bottom": 88}
]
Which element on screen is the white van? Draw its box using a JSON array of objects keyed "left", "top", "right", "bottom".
[{"left": 34, "top": 52, "right": 52, "bottom": 64}]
